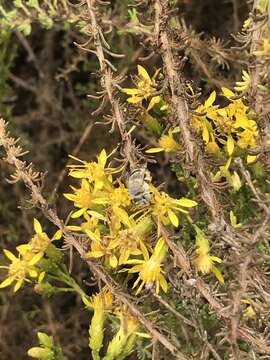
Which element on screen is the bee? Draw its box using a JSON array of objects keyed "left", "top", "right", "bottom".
[{"left": 127, "top": 164, "right": 152, "bottom": 206}]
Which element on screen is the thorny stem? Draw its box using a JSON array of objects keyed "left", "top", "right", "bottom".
[
  {"left": 152, "top": 1, "right": 270, "bottom": 356},
  {"left": 153, "top": 0, "right": 225, "bottom": 228},
  {"left": 85, "top": 0, "right": 137, "bottom": 169},
  {"left": 248, "top": 0, "right": 265, "bottom": 120}
]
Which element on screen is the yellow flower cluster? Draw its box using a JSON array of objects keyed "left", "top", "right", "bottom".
[
  {"left": 192, "top": 87, "right": 259, "bottom": 157},
  {"left": 0, "top": 219, "right": 61, "bottom": 292},
  {"left": 64, "top": 149, "right": 197, "bottom": 294}
]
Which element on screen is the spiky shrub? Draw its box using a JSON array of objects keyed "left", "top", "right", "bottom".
[{"left": 1, "top": 0, "right": 270, "bottom": 359}]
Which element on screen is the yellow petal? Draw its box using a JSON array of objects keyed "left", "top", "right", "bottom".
[
  {"left": 98, "top": 149, "right": 107, "bottom": 167},
  {"left": 0, "top": 277, "right": 14, "bottom": 288},
  {"left": 204, "top": 91, "right": 216, "bottom": 108},
  {"left": 38, "top": 271, "right": 46, "bottom": 283},
  {"left": 247, "top": 155, "right": 257, "bottom": 164},
  {"left": 63, "top": 193, "right": 76, "bottom": 201},
  {"left": 212, "top": 265, "right": 224, "bottom": 284},
  {"left": 29, "top": 252, "right": 44, "bottom": 266},
  {"left": 147, "top": 96, "right": 161, "bottom": 111},
  {"left": 29, "top": 269, "right": 38, "bottom": 278},
  {"left": 127, "top": 96, "right": 143, "bottom": 104},
  {"left": 210, "top": 255, "right": 222, "bottom": 263},
  {"left": 177, "top": 198, "right": 198, "bottom": 207},
  {"left": 140, "top": 240, "right": 150, "bottom": 261},
  {"left": 3, "top": 249, "right": 17, "bottom": 262},
  {"left": 52, "top": 229, "right": 62, "bottom": 240},
  {"left": 109, "top": 255, "right": 118, "bottom": 268},
  {"left": 134, "top": 332, "right": 151, "bottom": 339},
  {"left": 137, "top": 65, "right": 151, "bottom": 82},
  {"left": 113, "top": 207, "right": 132, "bottom": 227},
  {"left": 16, "top": 244, "right": 30, "bottom": 255},
  {"left": 13, "top": 279, "right": 24, "bottom": 292},
  {"left": 155, "top": 237, "right": 166, "bottom": 254},
  {"left": 34, "top": 218, "right": 43, "bottom": 234},
  {"left": 71, "top": 208, "right": 87, "bottom": 218},
  {"left": 145, "top": 147, "right": 164, "bottom": 153},
  {"left": 227, "top": 135, "right": 235, "bottom": 156},
  {"left": 87, "top": 210, "right": 107, "bottom": 221},
  {"left": 168, "top": 209, "right": 179, "bottom": 227},
  {"left": 66, "top": 225, "right": 82, "bottom": 231},
  {"left": 85, "top": 229, "right": 101, "bottom": 243},
  {"left": 202, "top": 124, "right": 210, "bottom": 144},
  {"left": 159, "top": 274, "right": 168, "bottom": 293},
  {"left": 121, "top": 88, "right": 140, "bottom": 95},
  {"left": 222, "top": 87, "right": 235, "bottom": 98}
]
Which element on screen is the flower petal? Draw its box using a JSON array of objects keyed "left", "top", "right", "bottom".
[
  {"left": 168, "top": 209, "right": 179, "bottom": 227},
  {"left": 0, "top": 277, "right": 14, "bottom": 288},
  {"left": 147, "top": 96, "right": 161, "bottom": 111},
  {"left": 13, "top": 279, "right": 24, "bottom": 292},
  {"left": 137, "top": 65, "right": 151, "bottom": 82},
  {"left": 177, "top": 198, "right": 198, "bottom": 207},
  {"left": 3, "top": 249, "right": 17, "bottom": 262},
  {"left": 227, "top": 135, "right": 234, "bottom": 156},
  {"left": 204, "top": 91, "right": 216, "bottom": 108},
  {"left": 212, "top": 265, "right": 224, "bottom": 284},
  {"left": 145, "top": 147, "right": 164, "bottom": 153},
  {"left": 34, "top": 218, "right": 43, "bottom": 234}
]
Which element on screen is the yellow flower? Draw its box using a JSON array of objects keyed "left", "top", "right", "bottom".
[
  {"left": 64, "top": 179, "right": 108, "bottom": 218},
  {"left": 87, "top": 233, "right": 119, "bottom": 269},
  {"left": 151, "top": 186, "right": 197, "bottom": 228},
  {"left": 122, "top": 65, "right": 161, "bottom": 111},
  {"left": 68, "top": 149, "right": 120, "bottom": 191},
  {"left": 234, "top": 70, "right": 250, "bottom": 92},
  {"left": 17, "top": 219, "right": 61, "bottom": 262},
  {"left": 67, "top": 212, "right": 101, "bottom": 233},
  {"left": 237, "top": 128, "right": 258, "bottom": 149},
  {"left": 125, "top": 237, "right": 168, "bottom": 294},
  {"left": 0, "top": 249, "right": 39, "bottom": 292},
  {"left": 253, "top": 39, "right": 270, "bottom": 56},
  {"left": 109, "top": 183, "right": 131, "bottom": 208},
  {"left": 194, "top": 226, "right": 224, "bottom": 284},
  {"left": 146, "top": 128, "right": 180, "bottom": 153},
  {"left": 108, "top": 216, "right": 153, "bottom": 265}
]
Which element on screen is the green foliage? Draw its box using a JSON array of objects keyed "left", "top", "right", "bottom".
[{"left": 28, "top": 332, "right": 66, "bottom": 360}]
